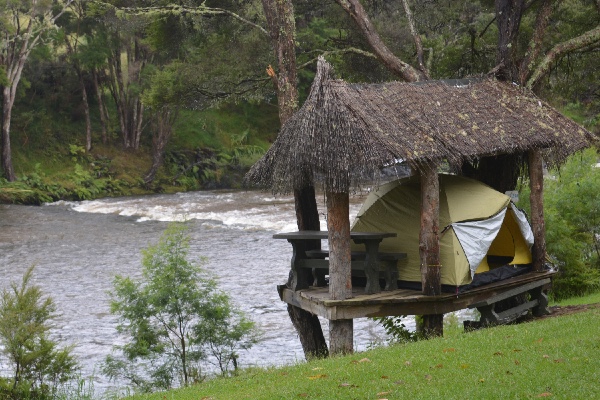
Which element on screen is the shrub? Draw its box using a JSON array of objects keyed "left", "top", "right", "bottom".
[
  {"left": 103, "top": 223, "right": 258, "bottom": 393},
  {"left": 0, "top": 267, "right": 78, "bottom": 399}
]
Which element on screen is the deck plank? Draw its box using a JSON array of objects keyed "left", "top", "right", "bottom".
[{"left": 279, "top": 271, "right": 556, "bottom": 320}]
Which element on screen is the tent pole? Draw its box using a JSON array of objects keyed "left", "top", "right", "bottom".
[
  {"left": 528, "top": 150, "right": 546, "bottom": 272},
  {"left": 419, "top": 165, "right": 443, "bottom": 337},
  {"left": 326, "top": 190, "right": 354, "bottom": 354}
]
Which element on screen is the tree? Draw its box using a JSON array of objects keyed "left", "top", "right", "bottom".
[
  {"left": 261, "top": 0, "right": 329, "bottom": 359},
  {"left": 104, "top": 223, "right": 257, "bottom": 392},
  {"left": 141, "top": 63, "right": 184, "bottom": 184},
  {"left": 60, "top": 0, "right": 94, "bottom": 151},
  {"left": 0, "top": 0, "right": 74, "bottom": 181},
  {"left": 0, "top": 266, "right": 78, "bottom": 399}
]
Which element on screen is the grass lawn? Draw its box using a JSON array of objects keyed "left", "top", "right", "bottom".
[{"left": 128, "top": 303, "right": 600, "bottom": 400}]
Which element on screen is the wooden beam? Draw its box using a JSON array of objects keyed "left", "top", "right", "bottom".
[
  {"left": 327, "top": 191, "right": 352, "bottom": 300},
  {"left": 529, "top": 150, "right": 546, "bottom": 271},
  {"left": 326, "top": 190, "right": 353, "bottom": 354},
  {"left": 419, "top": 166, "right": 443, "bottom": 337},
  {"left": 419, "top": 167, "right": 441, "bottom": 295},
  {"left": 278, "top": 273, "right": 554, "bottom": 320},
  {"left": 329, "top": 319, "right": 353, "bottom": 354}
]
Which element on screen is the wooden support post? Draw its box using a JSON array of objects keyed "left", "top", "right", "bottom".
[
  {"left": 326, "top": 190, "right": 353, "bottom": 354},
  {"left": 327, "top": 191, "right": 352, "bottom": 300},
  {"left": 529, "top": 150, "right": 546, "bottom": 272},
  {"left": 420, "top": 314, "right": 444, "bottom": 337},
  {"left": 419, "top": 166, "right": 443, "bottom": 337},
  {"left": 329, "top": 319, "right": 353, "bottom": 355}
]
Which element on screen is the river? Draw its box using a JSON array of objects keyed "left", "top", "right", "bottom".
[{"left": 0, "top": 189, "right": 409, "bottom": 393}]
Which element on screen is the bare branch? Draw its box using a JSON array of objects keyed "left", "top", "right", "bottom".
[
  {"left": 89, "top": 1, "right": 268, "bottom": 36},
  {"left": 478, "top": 16, "right": 497, "bottom": 38},
  {"left": 296, "top": 47, "right": 377, "bottom": 70},
  {"left": 334, "top": 0, "right": 425, "bottom": 82},
  {"left": 527, "top": 25, "right": 600, "bottom": 89},
  {"left": 401, "top": 0, "right": 430, "bottom": 79}
]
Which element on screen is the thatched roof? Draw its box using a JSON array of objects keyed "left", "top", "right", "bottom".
[{"left": 246, "top": 58, "right": 595, "bottom": 194}]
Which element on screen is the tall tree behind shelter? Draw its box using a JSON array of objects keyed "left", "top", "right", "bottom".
[
  {"left": 261, "top": 0, "right": 329, "bottom": 359},
  {"left": 0, "top": 0, "right": 74, "bottom": 181}
]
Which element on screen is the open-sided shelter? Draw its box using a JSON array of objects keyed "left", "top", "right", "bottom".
[{"left": 246, "top": 57, "right": 596, "bottom": 350}]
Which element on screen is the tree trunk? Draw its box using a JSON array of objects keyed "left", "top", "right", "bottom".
[
  {"left": 108, "top": 43, "right": 146, "bottom": 151},
  {"left": 92, "top": 69, "right": 109, "bottom": 144},
  {"left": 1, "top": 86, "right": 16, "bottom": 181},
  {"left": 465, "top": 0, "right": 528, "bottom": 192},
  {"left": 262, "top": 0, "right": 328, "bottom": 359},
  {"left": 107, "top": 49, "right": 129, "bottom": 149},
  {"left": 78, "top": 73, "right": 92, "bottom": 151},
  {"left": 419, "top": 166, "right": 443, "bottom": 337},
  {"left": 529, "top": 150, "right": 546, "bottom": 271},
  {"left": 326, "top": 190, "right": 353, "bottom": 354},
  {"left": 494, "top": 0, "right": 526, "bottom": 82},
  {"left": 261, "top": 0, "right": 298, "bottom": 122},
  {"left": 286, "top": 304, "right": 329, "bottom": 359},
  {"left": 144, "top": 108, "right": 174, "bottom": 184},
  {"left": 335, "top": 0, "right": 425, "bottom": 82}
]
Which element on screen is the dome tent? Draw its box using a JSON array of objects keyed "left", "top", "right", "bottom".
[{"left": 351, "top": 174, "right": 534, "bottom": 289}]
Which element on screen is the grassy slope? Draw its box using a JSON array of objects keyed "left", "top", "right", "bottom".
[{"left": 130, "top": 302, "right": 600, "bottom": 400}]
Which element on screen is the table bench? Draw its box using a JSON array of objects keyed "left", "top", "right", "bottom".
[
  {"left": 273, "top": 231, "right": 402, "bottom": 294},
  {"left": 464, "top": 277, "right": 551, "bottom": 329},
  {"left": 303, "top": 249, "right": 406, "bottom": 291}
]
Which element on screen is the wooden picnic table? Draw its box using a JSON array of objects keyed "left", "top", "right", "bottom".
[{"left": 273, "top": 231, "right": 404, "bottom": 294}]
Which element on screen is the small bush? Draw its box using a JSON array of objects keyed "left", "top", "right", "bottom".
[
  {"left": 103, "top": 223, "right": 258, "bottom": 393},
  {"left": 0, "top": 267, "right": 79, "bottom": 399}
]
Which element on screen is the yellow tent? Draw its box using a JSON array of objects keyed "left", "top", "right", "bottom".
[{"left": 352, "top": 174, "right": 533, "bottom": 288}]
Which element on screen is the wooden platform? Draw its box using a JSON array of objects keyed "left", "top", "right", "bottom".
[{"left": 278, "top": 271, "right": 555, "bottom": 320}]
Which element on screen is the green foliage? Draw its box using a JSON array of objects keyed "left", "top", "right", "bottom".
[
  {"left": 4, "top": 164, "right": 67, "bottom": 204},
  {"left": 69, "top": 144, "right": 88, "bottom": 163},
  {"left": 518, "top": 148, "right": 600, "bottom": 299},
  {"left": 104, "top": 223, "right": 258, "bottom": 393},
  {"left": 163, "top": 126, "right": 267, "bottom": 190},
  {"left": 0, "top": 267, "right": 79, "bottom": 400},
  {"left": 372, "top": 316, "right": 420, "bottom": 344}
]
